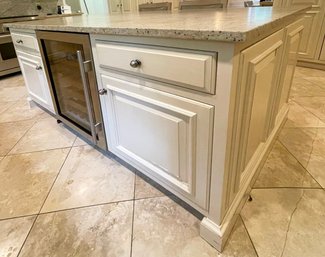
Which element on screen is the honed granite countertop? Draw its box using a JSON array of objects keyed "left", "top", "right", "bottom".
[{"left": 4, "top": 6, "right": 310, "bottom": 42}]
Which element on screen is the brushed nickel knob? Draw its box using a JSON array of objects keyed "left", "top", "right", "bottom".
[
  {"left": 98, "top": 89, "right": 107, "bottom": 95},
  {"left": 130, "top": 59, "right": 141, "bottom": 68},
  {"left": 35, "top": 65, "right": 42, "bottom": 70}
]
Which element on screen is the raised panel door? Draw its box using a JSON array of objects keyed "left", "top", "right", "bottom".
[
  {"left": 298, "top": 10, "right": 323, "bottom": 59},
  {"left": 278, "top": 19, "right": 304, "bottom": 111},
  {"left": 100, "top": 74, "right": 214, "bottom": 209},
  {"left": 17, "top": 53, "right": 54, "bottom": 112},
  {"left": 237, "top": 30, "right": 285, "bottom": 172},
  {"left": 320, "top": 38, "right": 325, "bottom": 61}
]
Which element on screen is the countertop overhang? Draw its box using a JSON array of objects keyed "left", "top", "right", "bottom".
[{"left": 4, "top": 6, "right": 310, "bottom": 42}]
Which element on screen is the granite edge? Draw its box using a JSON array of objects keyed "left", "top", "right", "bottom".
[{"left": 3, "top": 6, "right": 311, "bottom": 42}]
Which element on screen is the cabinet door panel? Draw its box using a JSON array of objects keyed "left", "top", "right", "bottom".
[
  {"left": 286, "top": 0, "right": 321, "bottom": 6},
  {"left": 298, "top": 10, "right": 323, "bottom": 59},
  {"left": 237, "top": 30, "right": 284, "bottom": 172},
  {"left": 100, "top": 74, "right": 214, "bottom": 209},
  {"left": 278, "top": 19, "right": 304, "bottom": 111},
  {"left": 320, "top": 39, "right": 325, "bottom": 61},
  {"left": 18, "top": 53, "right": 54, "bottom": 112}
]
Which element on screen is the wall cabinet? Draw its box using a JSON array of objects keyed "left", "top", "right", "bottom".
[{"left": 99, "top": 74, "right": 214, "bottom": 209}]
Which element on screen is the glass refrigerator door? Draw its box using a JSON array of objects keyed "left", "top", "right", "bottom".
[{"left": 42, "top": 40, "right": 91, "bottom": 133}]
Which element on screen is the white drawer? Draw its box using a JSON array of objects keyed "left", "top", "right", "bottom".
[
  {"left": 95, "top": 42, "right": 217, "bottom": 94},
  {"left": 11, "top": 32, "right": 39, "bottom": 52}
]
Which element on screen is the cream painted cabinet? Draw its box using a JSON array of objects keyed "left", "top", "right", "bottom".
[
  {"left": 320, "top": 39, "right": 325, "bottom": 61},
  {"left": 237, "top": 30, "right": 285, "bottom": 172},
  {"left": 274, "top": 0, "right": 325, "bottom": 68},
  {"left": 285, "top": 0, "right": 323, "bottom": 59},
  {"left": 99, "top": 74, "right": 214, "bottom": 209},
  {"left": 278, "top": 19, "right": 305, "bottom": 111},
  {"left": 17, "top": 51, "right": 54, "bottom": 112},
  {"left": 11, "top": 29, "right": 55, "bottom": 113},
  {"left": 297, "top": 7, "right": 323, "bottom": 59},
  {"left": 109, "top": 0, "right": 134, "bottom": 13}
]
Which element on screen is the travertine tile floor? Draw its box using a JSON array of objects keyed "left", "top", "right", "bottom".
[{"left": 0, "top": 67, "right": 324, "bottom": 257}]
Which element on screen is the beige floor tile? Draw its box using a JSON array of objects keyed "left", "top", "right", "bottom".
[
  {"left": 254, "top": 141, "right": 320, "bottom": 188},
  {"left": 306, "top": 129, "right": 325, "bottom": 188},
  {"left": 289, "top": 77, "right": 325, "bottom": 98},
  {"left": 0, "top": 149, "right": 69, "bottom": 219},
  {"left": 0, "top": 74, "right": 25, "bottom": 88},
  {"left": 10, "top": 118, "right": 76, "bottom": 154},
  {"left": 73, "top": 136, "right": 88, "bottom": 147},
  {"left": 285, "top": 101, "right": 325, "bottom": 128},
  {"left": 0, "top": 86, "right": 27, "bottom": 102},
  {"left": 241, "top": 189, "right": 325, "bottom": 257},
  {"left": 0, "top": 99, "right": 44, "bottom": 123},
  {"left": 19, "top": 202, "right": 133, "bottom": 257},
  {"left": 132, "top": 197, "right": 257, "bottom": 257},
  {"left": 0, "top": 120, "right": 35, "bottom": 156},
  {"left": 241, "top": 189, "right": 303, "bottom": 257},
  {"left": 294, "top": 97, "right": 325, "bottom": 122},
  {"left": 0, "top": 216, "right": 36, "bottom": 257},
  {"left": 41, "top": 145, "right": 135, "bottom": 212},
  {"left": 278, "top": 128, "right": 317, "bottom": 167},
  {"left": 294, "top": 67, "right": 325, "bottom": 79},
  {"left": 0, "top": 101, "right": 16, "bottom": 114},
  {"left": 134, "top": 174, "right": 165, "bottom": 199}
]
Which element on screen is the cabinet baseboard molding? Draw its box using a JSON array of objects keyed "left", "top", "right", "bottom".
[
  {"left": 297, "top": 59, "right": 325, "bottom": 70},
  {"left": 200, "top": 104, "right": 289, "bottom": 252}
]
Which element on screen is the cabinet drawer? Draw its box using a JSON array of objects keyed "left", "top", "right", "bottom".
[
  {"left": 11, "top": 32, "right": 39, "bottom": 52},
  {"left": 95, "top": 42, "right": 217, "bottom": 94},
  {"left": 100, "top": 74, "right": 214, "bottom": 209}
]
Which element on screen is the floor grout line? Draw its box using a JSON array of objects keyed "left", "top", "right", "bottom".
[
  {"left": 14, "top": 146, "right": 74, "bottom": 256},
  {"left": 0, "top": 213, "right": 37, "bottom": 222},
  {"left": 277, "top": 140, "right": 324, "bottom": 189},
  {"left": 6, "top": 146, "right": 73, "bottom": 157},
  {"left": 239, "top": 215, "right": 260, "bottom": 257},
  {"left": 16, "top": 214, "right": 38, "bottom": 257},
  {"left": 130, "top": 173, "right": 137, "bottom": 257}
]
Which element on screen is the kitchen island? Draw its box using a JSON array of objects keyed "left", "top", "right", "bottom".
[{"left": 5, "top": 6, "right": 309, "bottom": 251}]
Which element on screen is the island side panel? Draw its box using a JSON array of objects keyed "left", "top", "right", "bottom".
[{"left": 201, "top": 14, "right": 305, "bottom": 252}]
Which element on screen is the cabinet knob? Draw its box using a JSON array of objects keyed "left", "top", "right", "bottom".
[
  {"left": 98, "top": 89, "right": 107, "bottom": 95},
  {"left": 35, "top": 65, "right": 42, "bottom": 70},
  {"left": 16, "top": 39, "right": 23, "bottom": 44},
  {"left": 130, "top": 59, "right": 141, "bottom": 68}
]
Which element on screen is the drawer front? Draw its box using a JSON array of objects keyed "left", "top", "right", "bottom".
[
  {"left": 11, "top": 32, "right": 39, "bottom": 52},
  {"left": 100, "top": 74, "right": 214, "bottom": 209},
  {"left": 95, "top": 42, "right": 217, "bottom": 94}
]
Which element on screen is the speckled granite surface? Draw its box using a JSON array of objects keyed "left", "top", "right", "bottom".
[{"left": 5, "top": 6, "right": 310, "bottom": 42}]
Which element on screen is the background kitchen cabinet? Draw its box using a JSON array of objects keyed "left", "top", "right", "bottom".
[
  {"left": 109, "top": 0, "right": 136, "bottom": 13},
  {"left": 274, "top": 0, "right": 325, "bottom": 69}
]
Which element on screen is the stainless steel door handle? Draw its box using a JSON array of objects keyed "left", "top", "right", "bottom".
[
  {"left": 130, "top": 59, "right": 141, "bottom": 68},
  {"left": 98, "top": 89, "right": 107, "bottom": 95},
  {"left": 77, "top": 50, "right": 97, "bottom": 145},
  {"left": 35, "top": 65, "right": 42, "bottom": 70}
]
